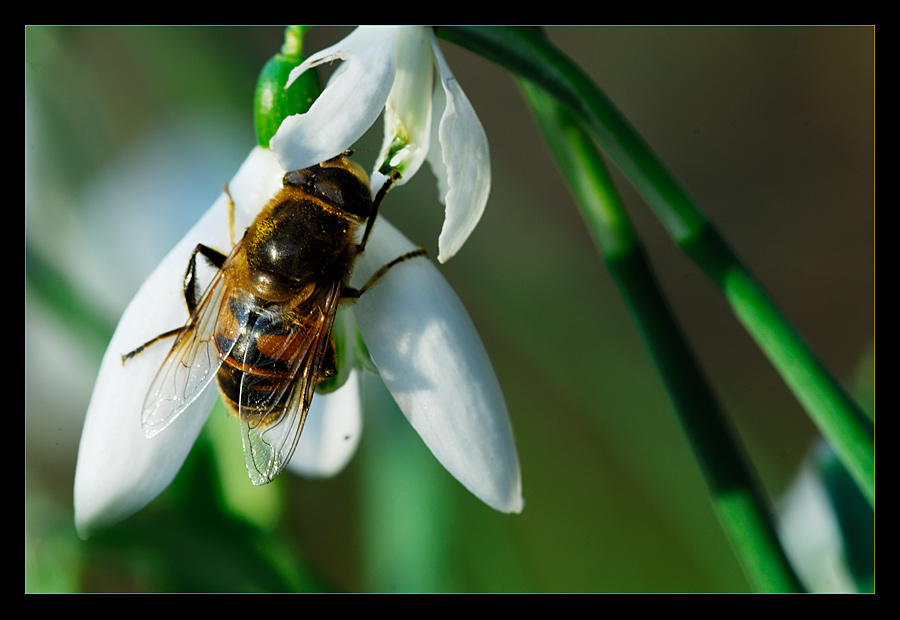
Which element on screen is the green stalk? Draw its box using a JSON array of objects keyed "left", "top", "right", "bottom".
[
  {"left": 436, "top": 26, "right": 874, "bottom": 507},
  {"left": 521, "top": 80, "right": 804, "bottom": 593},
  {"left": 254, "top": 26, "right": 320, "bottom": 148}
]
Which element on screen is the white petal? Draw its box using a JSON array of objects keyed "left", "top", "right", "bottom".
[
  {"left": 74, "top": 147, "right": 284, "bottom": 538},
  {"left": 778, "top": 443, "right": 857, "bottom": 592},
  {"left": 428, "top": 33, "right": 491, "bottom": 263},
  {"left": 376, "top": 27, "right": 434, "bottom": 182},
  {"left": 351, "top": 219, "right": 523, "bottom": 513},
  {"left": 286, "top": 371, "right": 363, "bottom": 478},
  {"left": 228, "top": 146, "right": 286, "bottom": 229},
  {"left": 270, "top": 27, "right": 401, "bottom": 172}
]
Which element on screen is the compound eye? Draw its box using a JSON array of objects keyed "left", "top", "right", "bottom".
[
  {"left": 283, "top": 168, "right": 315, "bottom": 188},
  {"left": 317, "top": 171, "right": 373, "bottom": 218},
  {"left": 283, "top": 161, "right": 373, "bottom": 219},
  {"left": 313, "top": 173, "right": 348, "bottom": 205}
]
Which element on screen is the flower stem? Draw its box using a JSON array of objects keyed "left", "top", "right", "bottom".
[
  {"left": 436, "top": 26, "right": 874, "bottom": 508},
  {"left": 280, "top": 25, "right": 309, "bottom": 58},
  {"left": 254, "top": 26, "right": 321, "bottom": 148},
  {"left": 521, "top": 79, "right": 805, "bottom": 593}
]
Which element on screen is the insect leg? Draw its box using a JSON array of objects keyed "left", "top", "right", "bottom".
[
  {"left": 343, "top": 247, "right": 428, "bottom": 300},
  {"left": 183, "top": 244, "right": 228, "bottom": 316},
  {"left": 122, "top": 243, "right": 228, "bottom": 364},
  {"left": 357, "top": 170, "right": 402, "bottom": 253},
  {"left": 223, "top": 183, "right": 237, "bottom": 247},
  {"left": 121, "top": 326, "right": 184, "bottom": 363}
]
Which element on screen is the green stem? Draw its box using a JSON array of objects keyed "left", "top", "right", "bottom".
[
  {"left": 254, "top": 26, "right": 321, "bottom": 148},
  {"left": 280, "top": 25, "right": 309, "bottom": 58},
  {"left": 521, "top": 80, "right": 804, "bottom": 593},
  {"left": 436, "top": 26, "right": 874, "bottom": 507}
]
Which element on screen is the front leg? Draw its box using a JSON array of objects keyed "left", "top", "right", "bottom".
[
  {"left": 122, "top": 243, "right": 228, "bottom": 364},
  {"left": 342, "top": 248, "right": 428, "bottom": 300},
  {"left": 183, "top": 244, "right": 228, "bottom": 316}
]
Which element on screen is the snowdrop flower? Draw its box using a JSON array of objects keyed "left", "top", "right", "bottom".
[
  {"left": 270, "top": 26, "right": 490, "bottom": 263},
  {"left": 75, "top": 27, "right": 521, "bottom": 539},
  {"left": 778, "top": 441, "right": 867, "bottom": 593}
]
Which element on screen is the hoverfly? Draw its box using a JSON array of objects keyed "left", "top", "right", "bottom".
[{"left": 122, "top": 153, "right": 425, "bottom": 485}]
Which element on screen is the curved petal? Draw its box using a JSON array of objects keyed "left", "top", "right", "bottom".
[
  {"left": 74, "top": 148, "right": 284, "bottom": 538},
  {"left": 270, "top": 27, "right": 401, "bottom": 172},
  {"left": 376, "top": 27, "right": 434, "bottom": 182},
  {"left": 286, "top": 371, "right": 363, "bottom": 478},
  {"left": 351, "top": 219, "right": 523, "bottom": 513},
  {"left": 427, "top": 33, "right": 491, "bottom": 263},
  {"left": 778, "top": 442, "right": 858, "bottom": 592}
]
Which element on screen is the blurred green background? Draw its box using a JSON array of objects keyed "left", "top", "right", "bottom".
[{"left": 25, "top": 26, "right": 873, "bottom": 592}]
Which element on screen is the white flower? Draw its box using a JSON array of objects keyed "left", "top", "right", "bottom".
[
  {"left": 270, "top": 26, "right": 490, "bottom": 263},
  {"left": 74, "top": 28, "right": 521, "bottom": 539},
  {"left": 778, "top": 441, "right": 862, "bottom": 593}
]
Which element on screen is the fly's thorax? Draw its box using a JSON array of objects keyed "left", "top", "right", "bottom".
[{"left": 244, "top": 193, "right": 362, "bottom": 302}]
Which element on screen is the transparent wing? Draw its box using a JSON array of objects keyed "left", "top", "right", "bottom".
[
  {"left": 240, "top": 281, "right": 342, "bottom": 485},
  {"left": 141, "top": 247, "right": 245, "bottom": 438}
]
